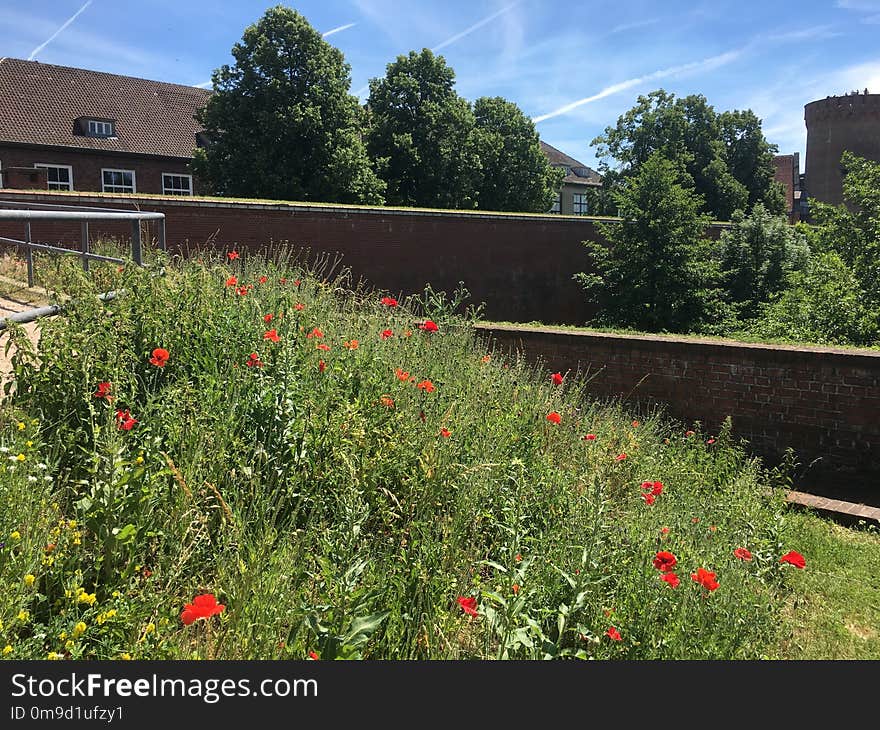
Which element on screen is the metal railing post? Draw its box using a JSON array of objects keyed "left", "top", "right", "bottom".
[
  {"left": 81, "top": 221, "right": 90, "bottom": 273},
  {"left": 25, "top": 221, "right": 34, "bottom": 288},
  {"left": 157, "top": 218, "right": 166, "bottom": 251},
  {"left": 131, "top": 220, "right": 142, "bottom": 266}
]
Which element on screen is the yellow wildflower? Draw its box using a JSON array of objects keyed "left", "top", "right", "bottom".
[
  {"left": 10, "top": 531, "right": 20, "bottom": 541},
  {"left": 68, "top": 520, "right": 77, "bottom": 529},
  {"left": 112, "top": 590, "right": 121, "bottom": 598},
  {"left": 77, "top": 592, "right": 97, "bottom": 606},
  {"left": 2, "top": 645, "right": 12, "bottom": 655},
  {"left": 25, "top": 440, "right": 33, "bottom": 448},
  {"left": 120, "top": 652, "right": 132, "bottom": 660},
  {"left": 136, "top": 455, "right": 144, "bottom": 465},
  {"left": 17, "top": 421, "right": 25, "bottom": 430},
  {"left": 17, "top": 610, "right": 29, "bottom": 623},
  {"left": 47, "top": 651, "right": 62, "bottom": 660},
  {"left": 64, "top": 640, "right": 74, "bottom": 651},
  {"left": 145, "top": 622, "right": 155, "bottom": 635},
  {"left": 72, "top": 621, "right": 87, "bottom": 638},
  {"left": 16, "top": 453, "right": 25, "bottom": 462},
  {"left": 24, "top": 574, "right": 35, "bottom": 587},
  {"left": 59, "top": 631, "right": 67, "bottom": 640}
]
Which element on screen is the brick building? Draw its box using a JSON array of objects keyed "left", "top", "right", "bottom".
[
  {"left": 771, "top": 152, "right": 807, "bottom": 222},
  {"left": 0, "top": 58, "right": 209, "bottom": 196}
]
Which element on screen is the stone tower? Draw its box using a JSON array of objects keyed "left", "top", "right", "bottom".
[{"left": 804, "top": 92, "right": 880, "bottom": 207}]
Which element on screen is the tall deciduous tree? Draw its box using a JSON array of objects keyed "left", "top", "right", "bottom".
[
  {"left": 472, "top": 97, "right": 564, "bottom": 212},
  {"left": 591, "top": 90, "right": 783, "bottom": 220},
  {"left": 366, "top": 49, "right": 480, "bottom": 209},
  {"left": 191, "top": 5, "right": 385, "bottom": 204},
  {"left": 574, "top": 152, "right": 715, "bottom": 332}
]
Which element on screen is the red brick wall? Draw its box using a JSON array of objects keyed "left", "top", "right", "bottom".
[
  {"left": 0, "top": 145, "right": 199, "bottom": 195},
  {"left": 0, "top": 190, "right": 732, "bottom": 324},
  {"left": 476, "top": 324, "right": 880, "bottom": 500}
]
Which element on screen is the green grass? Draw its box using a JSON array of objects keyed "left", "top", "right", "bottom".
[{"left": 0, "top": 247, "right": 876, "bottom": 660}]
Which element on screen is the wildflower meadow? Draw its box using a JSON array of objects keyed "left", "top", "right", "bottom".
[{"left": 0, "top": 249, "right": 815, "bottom": 660}]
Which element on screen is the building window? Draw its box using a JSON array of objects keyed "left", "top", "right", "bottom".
[
  {"left": 572, "top": 193, "right": 588, "bottom": 215},
  {"left": 549, "top": 193, "right": 561, "bottom": 214},
  {"left": 87, "top": 119, "right": 115, "bottom": 137},
  {"left": 162, "top": 173, "right": 193, "bottom": 196},
  {"left": 34, "top": 164, "right": 74, "bottom": 191},
  {"left": 102, "top": 169, "right": 136, "bottom": 194}
]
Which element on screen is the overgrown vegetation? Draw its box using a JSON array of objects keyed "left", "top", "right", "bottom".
[
  {"left": 1, "top": 249, "right": 874, "bottom": 660},
  {"left": 576, "top": 152, "right": 880, "bottom": 347}
]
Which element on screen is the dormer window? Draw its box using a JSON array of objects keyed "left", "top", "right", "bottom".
[{"left": 75, "top": 117, "right": 116, "bottom": 138}]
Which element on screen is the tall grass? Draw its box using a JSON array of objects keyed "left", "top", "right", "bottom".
[{"left": 0, "top": 248, "right": 813, "bottom": 659}]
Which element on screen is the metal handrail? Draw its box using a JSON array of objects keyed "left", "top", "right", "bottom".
[{"left": 0, "top": 199, "right": 166, "bottom": 287}]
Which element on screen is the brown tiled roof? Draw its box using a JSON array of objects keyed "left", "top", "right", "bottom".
[
  {"left": 540, "top": 140, "right": 602, "bottom": 185},
  {"left": 0, "top": 58, "right": 210, "bottom": 158}
]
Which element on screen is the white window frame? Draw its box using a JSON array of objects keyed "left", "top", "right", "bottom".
[
  {"left": 101, "top": 168, "right": 136, "bottom": 194},
  {"left": 87, "top": 120, "right": 114, "bottom": 137},
  {"left": 161, "top": 172, "right": 193, "bottom": 196},
  {"left": 572, "top": 192, "right": 589, "bottom": 215},
  {"left": 34, "top": 163, "right": 74, "bottom": 191}
]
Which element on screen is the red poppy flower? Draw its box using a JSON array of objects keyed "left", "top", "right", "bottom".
[
  {"left": 481, "top": 354, "right": 491, "bottom": 364},
  {"left": 115, "top": 409, "right": 138, "bottom": 431},
  {"left": 294, "top": 303, "right": 305, "bottom": 311},
  {"left": 707, "top": 438, "right": 716, "bottom": 445},
  {"left": 615, "top": 453, "right": 627, "bottom": 461},
  {"left": 180, "top": 593, "right": 226, "bottom": 626},
  {"left": 279, "top": 277, "right": 287, "bottom": 284},
  {"left": 149, "top": 347, "right": 170, "bottom": 367},
  {"left": 641, "top": 480, "right": 663, "bottom": 496},
  {"left": 685, "top": 430, "right": 695, "bottom": 437},
  {"left": 343, "top": 340, "right": 359, "bottom": 350},
  {"left": 227, "top": 251, "right": 239, "bottom": 260},
  {"left": 380, "top": 395, "right": 394, "bottom": 408},
  {"left": 395, "top": 368, "right": 410, "bottom": 381},
  {"left": 660, "top": 572, "right": 680, "bottom": 588},
  {"left": 583, "top": 433, "right": 597, "bottom": 441},
  {"left": 417, "top": 379, "right": 435, "bottom": 393},
  {"left": 440, "top": 428, "right": 451, "bottom": 438},
  {"left": 381, "top": 329, "right": 393, "bottom": 339},
  {"left": 318, "top": 360, "right": 326, "bottom": 373},
  {"left": 264, "top": 329, "right": 280, "bottom": 343},
  {"left": 380, "top": 296, "right": 398, "bottom": 307},
  {"left": 308, "top": 651, "right": 320, "bottom": 660},
  {"left": 690, "top": 567, "right": 719, "bottom": 591},
  {"left": 515, "top": 554, "right": 522, "bottom": 562},
  {"left": 642, "top": 493, "right": 655, "bottom": 505},
  {"left": 316, "top": 343, "right": 331, "bottom": 352},
  {"left": 457, "top": 596, "right": 478, "bottom": 616},
  {"left": 263, "top": 313, "right": 274, "bottom": 323},
  {"left": 605, "top": 627, "right": 622, "bottom": 641},
  {"left": 546, "top": 411, "right": 562, "bottom": 424},
  {"left": 779, "top": 550, "right": 806, "bottom": 569},
  {"left": 307, "top": 327, "right": 324, "bottom": 339},
  {"left": 660, "top": 527, "right": 670, "bottom": 537},
  {"left": 418, "top": 320, "right": 439, "bottom": 333},
  {"left": 734, "top": 547, "right": 752, "bottom": 561},
  {"left": 258, "top": 275, "right": 268, "bottom": 284},
  {"left": 550, "top": 372, "right": 563, "bottom": 385},
  {"left": 691, "top": 517, "right": 700, "bottom": 524},
  {"left": 246, "top": 353, "right": 263, "bottom": 368},
  {"left": 225, "top": 276, "right": 237, "bottom": 287},
  {"left": 632, "top": 420, "right": 640, "bottom": 428},
  {"left": 93, "top": 381, "right": 112, "bottom": 400},
  {"left": 293, "top": 279, "right": 301, "bottom": 287},
  {"left": 653, "top": 551, "right": 677, "bottom": 572},
  {"left": 512, "top": 584, "right": 520, "bottom": 595}
]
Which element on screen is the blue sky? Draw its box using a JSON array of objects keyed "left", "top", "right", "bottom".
[{"left": 2, "top": 1, "right": 879, "bottom": 172}]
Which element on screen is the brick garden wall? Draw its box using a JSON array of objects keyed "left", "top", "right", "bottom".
[{"left": 475, "top": 324, "right": 880, "bottom": 501}]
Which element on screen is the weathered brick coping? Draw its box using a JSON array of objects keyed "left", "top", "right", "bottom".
[
  {"left": 473, "top": 323, "right": 880, "bottom": 363},
  {"left": 786, "top": 491, "right": 880, "bottom": 525}
]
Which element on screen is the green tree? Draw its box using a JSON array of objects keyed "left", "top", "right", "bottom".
[
  {"left": 591, "top": 90, "right": 781, "bottom": 220},
  {"left": 717, "top": 203, "right": 810, "bottom": 322},
  {"left": 471, "top": 97, "right": 564, "bottom": 212},
  {"left": 808, "top": 151, "right": 880, "bottom": 307},
  {"left": 191, "top": 5, "right": 385, "bottom": 204},
  {"left": 750, "top": 251, "right": 878, "bottom": 346},
  {"left": 366, "top": 49, "right": 480, "bottom": 209},
  {"left": 574, "top": 151, "right": 715, "bottom": 332}
]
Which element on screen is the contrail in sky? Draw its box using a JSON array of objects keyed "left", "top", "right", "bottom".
[
  {"left": 28, "top": 0, "right": 93, "bottom": 60},
  {"left": 531, "top": 48, "right": 743, "bottom": 123},
  {"left": 432, "top": 2, "right": 520, "bottom": 52},
  {"left": 323, "top": 22, "right": 357, "bottom": 38}
]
